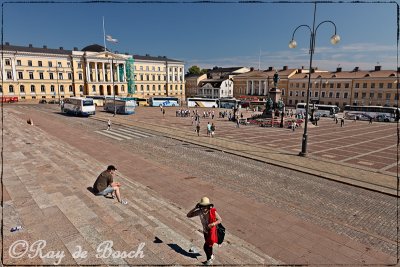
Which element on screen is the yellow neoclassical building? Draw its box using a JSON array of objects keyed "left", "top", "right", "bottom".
[{"left": 0, "top": 43, "right": 185, "bottom": 101}]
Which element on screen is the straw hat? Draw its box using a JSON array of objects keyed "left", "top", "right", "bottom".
[{"left": 198, "top": 197, "right": 213, "bottom": 206}]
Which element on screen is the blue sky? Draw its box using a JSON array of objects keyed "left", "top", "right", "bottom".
[{"left": 2, "top": 1, "right": 398, "bottom": 72}]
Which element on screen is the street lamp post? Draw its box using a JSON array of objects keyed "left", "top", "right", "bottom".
[{"left": 289, "top": 2, "right": 340, "bottom": 156}]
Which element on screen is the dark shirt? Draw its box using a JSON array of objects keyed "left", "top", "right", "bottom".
[{"left": 93, "top": 170, "right": 113, "bottom": 193}]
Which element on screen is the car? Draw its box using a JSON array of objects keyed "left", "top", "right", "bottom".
[
  {"left": 48, "top": 99, "right": 60, "bottom": 104},
  {"left": 39, "top": 99, "right": 47, "bottom": 104}
]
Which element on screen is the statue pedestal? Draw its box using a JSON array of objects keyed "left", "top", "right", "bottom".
[{"left": 262, "top": 87, "right": 282, "bottom": 118}]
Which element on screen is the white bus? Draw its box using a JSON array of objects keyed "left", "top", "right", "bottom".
[
  {"left": 296, "top": 103, "right": 339, "bottom": 117},
  {"left": 343, "top": 105, "right": 399, "bottom": 122},
  {"left": 149, "top": 97, "right": 179, "bottom": 107},
  {"left": 104, "top": 99, "right": 136, "bottom": 115},
  {"left": 61, "top": 97, "right": 95, "bottom": 116},
  {"left": 219, "top": 98, "right": 241, "bottom": 109},
  {"left": 187, "top": 97, "right": 219, "bottom": 108}
]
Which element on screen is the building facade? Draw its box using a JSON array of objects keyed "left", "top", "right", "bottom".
[{"left": 0, "top": 43, "right": 185, "bottom": 101}]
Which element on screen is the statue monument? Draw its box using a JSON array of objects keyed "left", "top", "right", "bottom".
[{"left": 262, "top": 70, "right": 283, "bottom": 118}]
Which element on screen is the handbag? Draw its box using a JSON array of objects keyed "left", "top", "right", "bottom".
[{"left": 216, "top": 223, "right": 225, "bottom": 244}]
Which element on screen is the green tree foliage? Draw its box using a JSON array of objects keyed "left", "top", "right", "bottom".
[{"left": 187, "top": 65, "right": 208, "bottom": 75}]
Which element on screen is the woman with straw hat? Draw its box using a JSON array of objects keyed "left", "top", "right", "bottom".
[{"left": 187, "top": 197, "right": 222, "bottom": 265}]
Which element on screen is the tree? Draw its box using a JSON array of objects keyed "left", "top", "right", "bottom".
[{"left": 187, "top": 65, "right": 202, "bottom": 75}]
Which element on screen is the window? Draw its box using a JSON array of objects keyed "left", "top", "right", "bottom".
[
  {"left": 30, "top": 85, "right": 35, "bottom": 93},
  {"left": 68, "top": 73, "right": 72, "bottom": 80},
  {"left": 58, "top": 73, "right": 63, "bottom": 80},
  {"left": 140, "top": 66, "right": 143, "bottom": 70},
  {"left": 121, "top": 85, "right": 124, "bottom": 92},
  {"left": 301, "top": 91, "right": 305, "bottom": 97},
  {"left": 9, "top": 85, "right": 14, "bottom": 93},
  {"left": 78, "top": 73, "right": 83, "bottom": 80},
  {"left": 354, "top": 92, "right": 359, "bottom": 98},
  {"left": 67, "top": 62, "right": 71, "bottom": 68},
  {"left": 295, "top": 91, "right": 298, "bottom": 96},
  {"left": 5, "top": 59, "right": 10, "bottom": 65},
  {"left": 20, "top": 85, "right": 25, "bottom": 93},
  {"left": 343, "top": 92, "right": 348, "bottom": 98},
  {"left": 16, "top": 60, "right": 21, "bottom": 66},
  {"left": 41, "top": 85, "right": 45, "bottom": 92},
  {"left": 355, "top": 83, "right": 359, "bottom": 88},
  {"left": 152, "top": 85, "right": 155, "bottom": 91},
  {"left": 0, "top": 85, "right": 2, "bottom": 93},
  {"left": 29, "top": 72, "right": 34, "bottom": 79},
  {"left": 39, "top": 73, "right": 44, "bottom": 80},
  {"left": 146, "top": 75, "right": 149, "bottom": 80},
  {"left": 158, "top": 85, "right": 161, "bottom": 91},
  {"left": 51, "top": 85, "right": 55, "bottom": 92},
  {"left": 28, "top": 60, "right": 32, "bottom": 66},
  {"left": 314, "top": 91, "right": 319, "bottom": 97},
  {"left": 336, "top": 92, "right": 340, "bottom": 98},
  {"left": 362, "top": 83, "right": 367, "bottom": 88},
  {"left": 329, "top": 92, "right": 333, "bottom": 98},
  {"left": 60, "top": 85, "right": 64, "bottom": 92},
  {"left": 388, "top": 83, "right": 393, "bottom": 89},
  {"left": 302, "top": 83, "right": 306, "bottom": 88},
  {"left": 322, "top": 83, "right": 326, "bottom": 88},
  {"left": 69, "top": 85, "right": 73, "bottom": 92},
  {"left": 7, "top": 71, "right": 12, "bottom": 79},
  {"left": 345, "top": 83, "right": 349, "bottom": 88},
  {"left": 92, "top": 85, "right": 96, "bottom": 92},
  {"left": 330, "top": 83, "right": 334, "bottom": 89},
  {"left": 38, "top": 61, "right": 42, "bottom": 67},
  {"left": 57, "top": 62, "right": 62, "bottom": 68},
  {"left": 371, "top": 83, "right": 375, "bottom": 88},
  {"left": 379, "top": 83, "right": 384, "bottom": 89},
  {"left": 337, "top": 83, "right": 341, "bottom": 88},
  {"left": 386, "top": 93, "right": 391, "bottom": 100},
  {"left": 282, "top": 89, "right": 285, "bottom": 96},
  {"left": 147, "top": 85, "right": 150, "bottom": 91},
  {"left": 77, "top": 62, "right": 82, "bottom": 68},
  {"left": 18, "top": 72, "right": 23, "bottom": 79},
  {"left": 48, "top": 61, "right": 53, "bottom": 67},
  {"left": 140, "top": 75, "right": 143, "bottom": 80},
  {"left": 321, "top": 91, "right": 326, "bottom": 98},
  {"left": 141, "top": 85, "right": 144, "bottom": 91},
  {"left": 370, "top": 93, "right": 374, "bottom": 98},
  {"left": 378, "top": 93, "right": 382, "bottom": 99},
  {"left": 50, "top": 73, "right": 54, "bottom": 80},
  {"left": 79, "top": 85, "right": 83, "bottom": 92}
]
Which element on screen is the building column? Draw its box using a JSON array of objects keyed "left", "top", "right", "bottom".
[
  {"left": 102, "top": 62, "right": 106, "bottom": 82},
  {"left": 251, "top": 80, "right": 254, "bottom": 95},
  {"left": 86, "top": 61, "right": 90, "bottom": 82},
  {"left": 123, "top": 63, "right": 127, "bottom": 82},
  {"left": 258, "top": 80, "right": 262, "bottom": 95},
  {"left": 94, "top": 62, "right": 98, "bottom": 82},
  {"left": 12, "top": 57, "right": 17, "bottom": 82}
]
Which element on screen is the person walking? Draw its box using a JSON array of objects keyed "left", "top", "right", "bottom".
[
  {"left": 236, "top": 118, "right": 240, "bottom": 128},
  {"left": 162, "top": 108, "right": 166, "bottom": 118},
  {"left": 369, "top": 117, "right": 373, "bottom": 124},
  {"left": 196, "top": 123, "right": 201, "bottom": 136},
  {"left": 341, "top": 117, "right": 345, "bottom": 127},
  {"left": 107, "top": 119, "right": 111, "bottom": 131},
  {"left": 92, "top": 165, "right": 127, "bottom": 205},
  {"left": 207, "top": 122, "right": 211, "bottom": 137},
  {"left": 187, "top": 197, "right": 222, "bottom": 266},
  {"left": 210, "top": 123, "right": 215, "bottom": 137}
]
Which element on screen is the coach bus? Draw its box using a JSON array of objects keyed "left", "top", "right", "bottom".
[
  {"left": 219, "top": 98, "right": 241, "bottom": 109},
  {"left": 187, "top": 97, "right": 219, "bottom": 108},
  {"left": 343, "top": 105, "right": 399, "bottom": 122},
  {"left": 61, "top": 97, "right": 95, "bottom": 116},
  {"left": 149, "top": 96, "right": 179, "bottom": 107},
  {"left": 104, "top": 98, "right": 136, "bottom": 115},
  {"left": 120, "top": 97, "right": 149, "bottom": 107},
  {"left": 296, "top": 103, "right": 339, "bottom": 117}
]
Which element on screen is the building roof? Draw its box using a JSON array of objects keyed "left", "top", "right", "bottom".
[
  {"left": 132, "top": 54, "right": 183, "bottom": 63},
  {"left": 82, "top": 44, "right": 109, "bottom": 53},
  {"left": 2, "top": 43, "right": 72, "bottom": 55},
  {"left": 208, "top": 67, "right": 245, "bottom": 73}
]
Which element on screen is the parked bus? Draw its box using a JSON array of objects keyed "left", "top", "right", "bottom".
[
  {"left": 104, "top": 98, "right": 136, "bottom": 115},
  {"left": 86, "top": 95, "right": 107, "bottom": 107},
  {"left": 120, "top": 97, "right": 149, "bottom": 107},
  {"left": 343, "top": 105, "right": 399, "bottom": 122},
  {"left": 219, "top": 98, "right": 241, "bottom": 109},
  {"left": 61, "top": 97, "right": 95, "bottom": 116},
  {"left": 149, "top": 96, "right": 179, "bottom": 107},
  {"left": 296, "top": 103, "right": 339, "bottom": 117},
  {"left": 187, "top": 97, "right": 219, "bottom": 108}
]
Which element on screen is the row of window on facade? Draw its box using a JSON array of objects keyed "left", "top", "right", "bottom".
[
  {"left": 136, "top": 65, "right": 183, "bottom": 73},
  {"left": 0, "top": 84, "right": 84, "bottom": 93},
  {"left": 4, "top": 59, "right": 183, "bottom": 74},
  {"left": 134, "top": 74, "right": 183, "bottom": 82},
  {"left": 290, "top": 82, "right": 398, "bottom": 89},
  {"left": 4, "top": 71, "right": 184, "bottom": 82},
  {"left": 134, "top": 84, "right": 183, "bottom": 91},
  {"left": 4, "top": 59, "right": 81, "bottom": 69},
  {"left": 288, "top": 90, "right": 398, "bottom": 100}
]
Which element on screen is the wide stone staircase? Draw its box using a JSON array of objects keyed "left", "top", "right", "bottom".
[{"left": 1, "top": 111, "right": 281, "bottom": 266}]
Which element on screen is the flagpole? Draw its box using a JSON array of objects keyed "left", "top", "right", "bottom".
[{"left": 103, "top": 16, "right": 106, "bottom": 52}]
